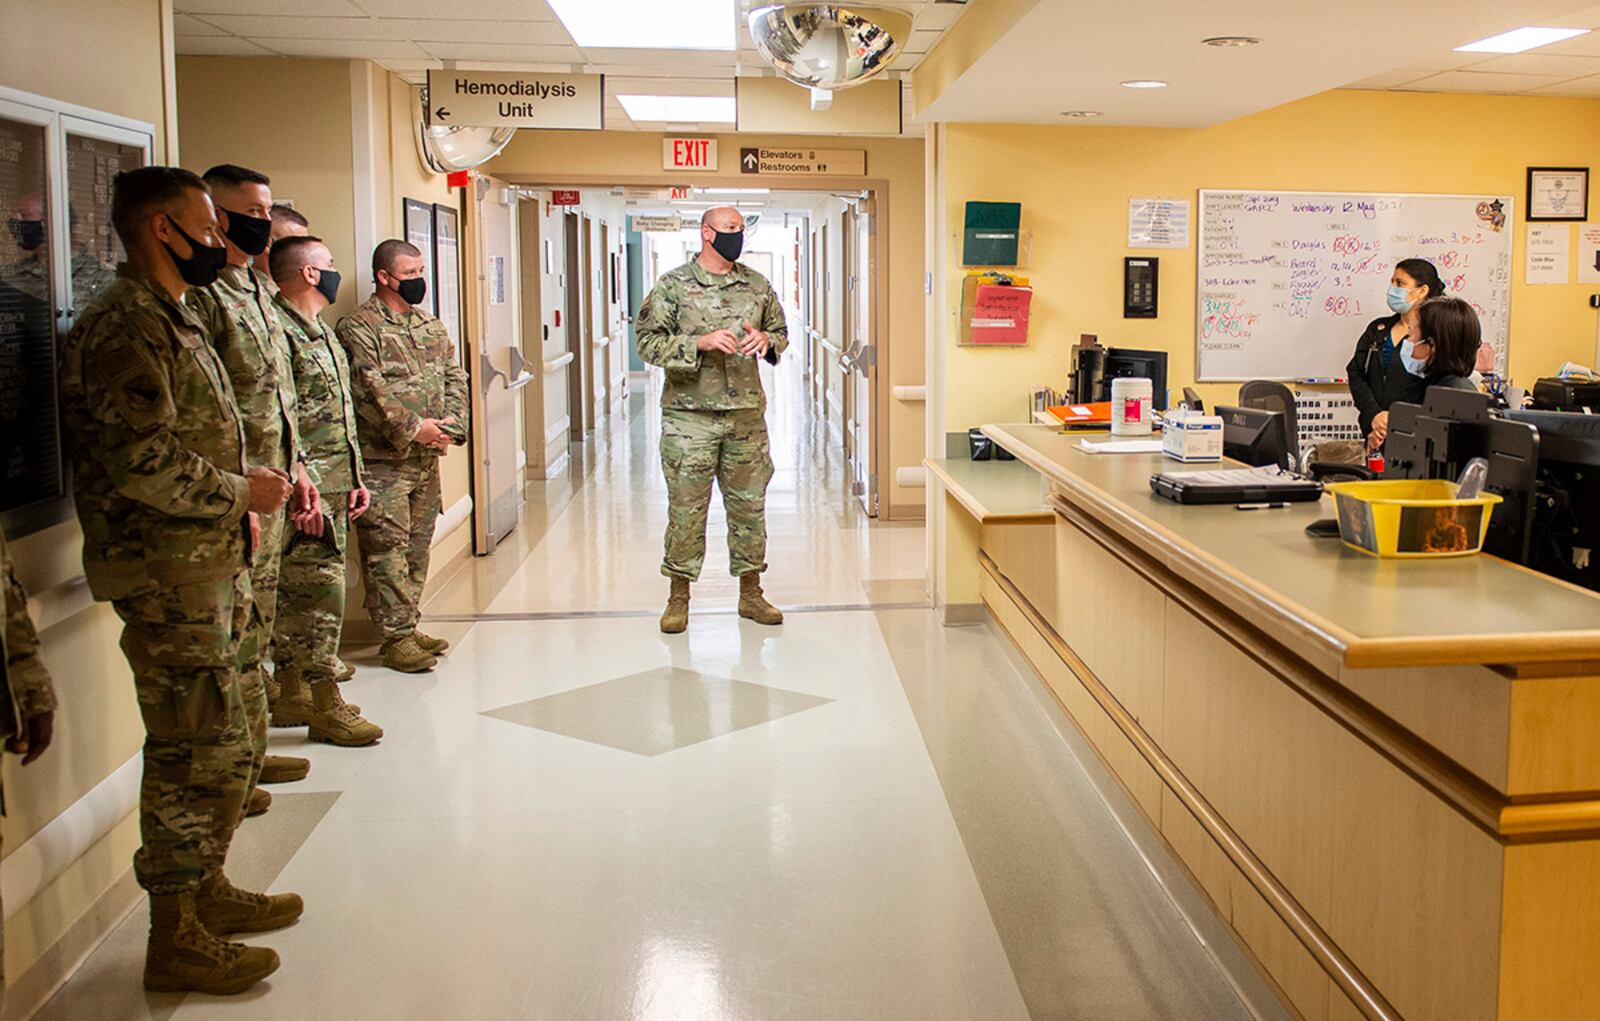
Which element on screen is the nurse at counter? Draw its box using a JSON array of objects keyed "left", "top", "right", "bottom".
[
  {"left": 1409, "top": 296, "right": 1483, "bottom": 394},
  {"left": 1347, "top": 258, "right": 1444, "bottom": 451}
]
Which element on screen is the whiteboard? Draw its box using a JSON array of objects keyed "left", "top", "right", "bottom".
[{"left": 1197, "top": 190, "right": 1513, "bottom": 381}]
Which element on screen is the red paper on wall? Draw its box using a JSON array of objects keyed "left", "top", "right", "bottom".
[{"left": 969, "top": 284, "right": 1032, "bottom": 345}]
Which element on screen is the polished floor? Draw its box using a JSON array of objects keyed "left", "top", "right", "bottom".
[{"left": 35, "top": 358, "right": 1283, "bottom": 1019}]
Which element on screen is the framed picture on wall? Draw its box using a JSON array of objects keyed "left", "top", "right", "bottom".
[
  {"left": 432, "top": 201, "right": 464, "bottom": 366},
  {"left": 1526, "top": 167, "right": 1588, "bottom": 221},
  {"left": 403, "top": 197, "right": 437, "bottom": 316}
]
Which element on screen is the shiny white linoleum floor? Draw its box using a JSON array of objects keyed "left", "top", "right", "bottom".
[{"left": 35, "top": 359, "right": 1279, "bottom": 1020}]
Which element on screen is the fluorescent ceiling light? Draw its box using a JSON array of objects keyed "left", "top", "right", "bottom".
[
  {"left": 618, "top": 95, "right": 736, "bottom": 122},
  {"left": 1121, "top": 79, "right": 1168, "bottom": 89},
  {"left": 547, "top": 0, "right": 735, "bottom": 50},
  {"left": 693, "top": 187, "right": 771, "bottom": 194},
  {"left": 1455, "top": 27, "right": 1589, "bottom": 53}
]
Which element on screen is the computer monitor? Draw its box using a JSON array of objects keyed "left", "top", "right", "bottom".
[
  {"left": 1216, "top": 404, "right": 1291, "bottom": 469},
  {"left": 1102, "top": 347, "right": 1168, "bottom": 411},
  {"left": 1503, "top": 409, "right": 1600, "bottom": 591}
]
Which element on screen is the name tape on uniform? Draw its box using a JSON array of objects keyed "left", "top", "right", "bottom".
[
  {"left": 426, "top": 70, "right": 603, "bottom": 130},
  {"left": 738, "top": 147, "right": 865, "bottom": 176}
]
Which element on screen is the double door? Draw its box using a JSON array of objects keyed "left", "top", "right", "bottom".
[{"left": 840, "top": 196, "right": 878, "bottom": 516}]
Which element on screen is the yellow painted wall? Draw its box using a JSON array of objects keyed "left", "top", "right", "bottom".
[
  {"left": 484, "top": 129, "right": 927, "bottom": 517},
  {"left": 0, "top": 0, "right": 172, "bottom": 160},
  {"left": 0, "top": 0, "right": 174, "bottom": 998},
  {"left": 939, "top": 89, "right": 1600, "bottom": 430}
]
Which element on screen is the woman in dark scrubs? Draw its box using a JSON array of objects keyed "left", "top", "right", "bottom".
[{"left": 1347, "top": 258, "right": 1445, "bottom": 451}]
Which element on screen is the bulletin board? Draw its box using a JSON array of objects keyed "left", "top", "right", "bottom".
[
  {"left": 1196, "top": 189, "right": 1513, "bottom": 381},
  {"left": 432, "top": 202, "right": 463, "bottom": 365}
]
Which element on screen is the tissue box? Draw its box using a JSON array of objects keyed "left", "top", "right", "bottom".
[{"left": 1162, "top": 409, "right": 1223, "bottom": 462}]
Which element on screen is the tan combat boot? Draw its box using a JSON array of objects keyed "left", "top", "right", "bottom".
[
  {"left": 381, "top": 634, "right": 437, "bottom": 673},
  {"left": 307, "top": 680, "right": 383, "bottom": 747},
  {"left": 264, "top": 669, "right": 281, "bottom": 708},
  {"left": 660, "top": 577, "right": 691, "bottom": 634},
  {"left": 270, "top": 670, "right": 313, "bottom": 728},
  {"left": 196, "top": 871, "right": 304, "bottom": 935},
  {"left": 245, "top": 788, "right": 271, "bottom": 817},
  {"left": 738, "top": 573, "right": 784, "bottom": 625},
  {"left": 144, "top": 890, "right": 280, "bottom": 995},
  {"left": 413, "top": 631, "right": 450, "bottom": 655},
  {"left": 258, "top": 754, "right": 311, "bottom": 784}
]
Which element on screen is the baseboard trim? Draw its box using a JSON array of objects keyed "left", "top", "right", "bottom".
[
  {"left": 940, "top": 601, "right": 985, "bottom": 626},
  {"left": 3, "top": 864, "right": 141, "bottom": 1021}
]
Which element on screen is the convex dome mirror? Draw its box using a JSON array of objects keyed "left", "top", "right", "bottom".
[
  {"left": 416, "top": 86, "right": 515, "bottom": 173},
  {"left": 748, "top": 4, "right": 911, "bottom": 97}
]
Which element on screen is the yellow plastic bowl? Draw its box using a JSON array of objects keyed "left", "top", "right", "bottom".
[{"left": 1323, "top": 479, "right": 1502, "bottom": 559}]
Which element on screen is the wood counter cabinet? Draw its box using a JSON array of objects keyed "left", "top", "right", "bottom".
[{"left": 974, "top": 423, "right": 1600, "bottom": 1021}]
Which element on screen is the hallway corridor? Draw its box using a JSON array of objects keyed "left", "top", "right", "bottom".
[{"left": 34, "top": 364, "right": 1281, "bottom": 1020}]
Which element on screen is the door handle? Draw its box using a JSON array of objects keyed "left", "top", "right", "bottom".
[
  {"left": 479, "top": 351, "right": 506, "bottom": 395},
  {"left": 505, "top": 346, "right": 535, "bottom": 391}
]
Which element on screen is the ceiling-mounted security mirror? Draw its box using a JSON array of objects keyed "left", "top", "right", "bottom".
[
  {"left": 748, "top": 4, "right": 912, "bottom": 99},
  {"left": 415, "top": 86, "right": 515, "bottom": 173}
]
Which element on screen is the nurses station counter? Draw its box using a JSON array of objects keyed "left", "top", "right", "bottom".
[{"left": 937, "top": 423, "right": 1600, "bottom": 1021}]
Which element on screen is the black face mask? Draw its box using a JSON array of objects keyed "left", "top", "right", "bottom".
[
  {"left": 222, "top": 210, "right": 272, "bottom": 256},
  {"left": 394, "top": 276, "right": 427, "bottom": 306},
  {"left": 312, "top": 266, "right": 341, "bottom": 306},
  {"left": 710, "top": 227, "right": 744, "bottom": 263},
  {"left": 8, "top": 218, "right": 45, "bottom": 252},
  {"left": 161, "top": 216, "right": 229, "bottom": 288}
]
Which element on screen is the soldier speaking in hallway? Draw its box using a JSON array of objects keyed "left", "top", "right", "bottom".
[
  {"left": 267, "top": 236, "right": 383, "bottom": 746},
  {"left": 186, "top": 164, "right": 315, "bottom": 810},
  {"left": 1, "top": 525, "right": 59, "bottom": 1010},
  {"left": 337, "top": 239, "right": 467, "bottom": 673},
  {"left": 59, "top": 166, "right": 300, "bottom": 995},
  {"left": 636, "top": 206, "right": 787, "bottom": 633}
]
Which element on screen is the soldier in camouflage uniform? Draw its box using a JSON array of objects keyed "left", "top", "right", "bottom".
[
  {"left": 1, "top": 527, "right": 59, "bottom": 1010},
  {"left": 337, "top": 239, "right": 467, "bottom": 673},
  {"left": 186, "top": 165, "right": 315, "bottom": 806},
  {"left": 636, "top": 207, "right": 788, "bottom": 633},
  {"left": 1, "top": 195, "right": 116, "bottom": 304},
  {"left": 59, "top": 166, "right": 300, "bottom": 995},
  {"left": 266, "top": 237, "right": 382, "bottom": 745}
]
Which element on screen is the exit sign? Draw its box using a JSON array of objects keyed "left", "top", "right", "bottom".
[{"left": 663, "top": 138, "right": 718, "bottom": 173}]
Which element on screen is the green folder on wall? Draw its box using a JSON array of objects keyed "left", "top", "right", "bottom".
[{"left": 963, "top": 201, "right": 1021, "bottom": 267}]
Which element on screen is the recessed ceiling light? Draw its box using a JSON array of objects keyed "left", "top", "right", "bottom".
[
  {"left": 693, "top": 187, "right": 771, "bottom": 194},
  {"left": 1454, "top": 26, "right": 1589, "bottom": 54},
  {"left": 547, "top": 0, "right": 735, "bottom": 50},
  {"left": 617, "top": 95, "right": 736, "bottom": 122},
  {"left": 1121, "top": 80, "right": 1168, "bottom": 89},
  {"left": 1202, "top": 36, "right": 1261, "bottom": 47},
  {"left": 1060, "top": 110, "right": 1102, "bottom": 118}
]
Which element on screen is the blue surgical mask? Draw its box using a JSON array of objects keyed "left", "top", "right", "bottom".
[
  {"left": 1399, "top": 338, "right": 1428, "bottom": 377},
  {"left": 1386, "top": 285, "right": 1416, "bottom": 315}
]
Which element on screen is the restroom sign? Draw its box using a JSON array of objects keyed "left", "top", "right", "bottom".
[
  {"left": 739, "top": 147, "right": 865, "bottom": 176},
  {"left": 663, "top": 138, "right": 718, "bottom": 172}
]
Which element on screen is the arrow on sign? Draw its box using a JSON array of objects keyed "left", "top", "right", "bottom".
[
  {"left": 741, "top": 148, "right": 759, "bottom": 172},
  {"left": 1593, "top": 250, "right": 1600, "bottom": 272},
  {"left": 435, "top": 107, "right": 451, "bottom": 121}
]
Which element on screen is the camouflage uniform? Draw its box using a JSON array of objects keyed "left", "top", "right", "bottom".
[
  {"left": 0, "top": 250, "right": 119, "bottom": 303},
  {"left": 59, "top": 269, "right": 256, "bottom": 895},
  {"left": 636, "top": 260, "right": 788, "bottom": 580},
  {"left": 336, "top": 293, "right": 467, "bottom": 641},
  {"left": 272, "top": 294, "right": 363, "bottom": 680},
  {"left": 187, "top": 264, "right": 299, "bottom": 793},
  {"left": 1, "top": 529, "right": 60, "bottom": 1003}
]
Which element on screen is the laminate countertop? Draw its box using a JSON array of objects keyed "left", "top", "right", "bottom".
[{"left": 982, "top": 422, "right": 1600, "bottom": 669}]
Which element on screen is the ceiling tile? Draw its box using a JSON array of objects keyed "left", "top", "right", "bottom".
[
  {"left": 175, "top": 35, "right": 277, "bottom": 56},
  {"left": 192, "top": 15, "right": 391, "bottom": 39},
  {"left": 389, "top": 19, "right": 574, "bottom": 45},
  {"left": 1524, "top": 74, "right": 1600, "bottom": 97},
  {"left": 1395, "top": 70, "right": 1570, "bottom": 93},
  {"left": 173, "top": 13, "right": 227, "bottom": 36},
  {"left": 265, "top": 38, "right": 432, "bottom": 59},
  {"left": 579, "top": 47, "right": 738, "bottom": 64},
  {"left": 347, "top": 0, "right": 558, "bottom": 19},
  {"left": 903, "top": 29, "right": 942, "bottom": 54},
  {"left": 1469, "top": 52, "right": 1600, "bottom": 77},
  {"left": 456, "top": 61, "right": 574, "bottom": 73},
  {"left": 416, "top": 41, "right": 581, "bottom": 62},
  {"left": 177, "top": 0, "right": 367, "bottom": 15},
  {"left": 1342, "top": 68, "right": 1439, "bottom": 89}
]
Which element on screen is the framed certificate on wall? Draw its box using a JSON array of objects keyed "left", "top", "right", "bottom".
[
  {"left": 1527, "top": 167, "right": 1588, "bottom": 222},
  {"left": 432, "top": 202, "right": 463, "bottom": 366}
]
